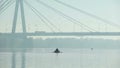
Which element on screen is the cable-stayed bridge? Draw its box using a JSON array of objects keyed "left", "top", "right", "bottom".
[
  {"left": 0, "top": 0, "right": 120, "bottom": 36},
  {"left": 1, "top": 32, "right": 120, "bottom": 37},
  {"left": 0, "top": 0, "right": 120, "bottom": 68}
]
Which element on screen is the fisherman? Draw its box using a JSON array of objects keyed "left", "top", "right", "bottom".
[
  {"left": 91, "top": 48, "right": 93, "bottom": 51},
  {"left": 54, "top": 48, "right": 60, "bottom": 53}
]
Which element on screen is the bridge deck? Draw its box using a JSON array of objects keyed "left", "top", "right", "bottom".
[{"left": 1, "top": 32, "right": 120, "bottom": 36}]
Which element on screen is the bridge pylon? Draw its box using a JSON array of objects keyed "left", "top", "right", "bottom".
[
  {"left": 11, "top": 0, "right": 26, "bottom": 68},
  {"left": 12, "top": 0, "right": 26, "bottom": 33}
]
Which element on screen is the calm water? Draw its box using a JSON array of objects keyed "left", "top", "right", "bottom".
[{"left": 0, "top": 48, "right": 120, "bottom": 68}]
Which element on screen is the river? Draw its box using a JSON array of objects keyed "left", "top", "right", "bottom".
[{"left": 0, "top": 48, "right": 120, "bottom": 68}]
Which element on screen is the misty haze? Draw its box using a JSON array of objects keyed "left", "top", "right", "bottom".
[{"left": 0, "top": 0, "right": 120, "bottom": 68}]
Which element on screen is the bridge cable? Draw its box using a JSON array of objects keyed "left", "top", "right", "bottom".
[
  {"left": 25, "top": 1, "right": 61, "bottom": 32},
  {"left": 36, "top": 0, "right": 94, "bottom": 32},
  {"left": 54, "top": 0, "right": 120, "bottom": 29},
  {"left": 25, "top": 1, "right": 55, "bottom": 32},
  {"left": 0, "top": 0, "right": 14, "bottom": 12},
  {"left": 47, "top": 8, "right": 94, "bottom": 32},
  {"left": 0, "top": 0, "right": 12, "bottom": 14},
  {"left": 0, "top": 0, "right": 5, "bottom": 6},
  {"left": 0, "top": 0, "right": 9, "bottom": 10},
  {"left": 36, "top": 0, "right": 96, "bottom": 32},
  {"left": 49, "top": 9, "right": 95, "bottom": 32},
  {"left": 25, "top": 1, "right": 58, "bottom": 32},
  {"left": 0, "top": 0, "right": 14, "bottom": 15},
  {"left": 36, "top": 0, "right": 95, "bottom": 32},
  {"left": 0, "top": 0, "right": 9, "bottom": 8}
]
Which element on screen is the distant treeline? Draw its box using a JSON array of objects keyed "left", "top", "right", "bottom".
[
  {"left": 33, "top": 38, "right": 120, "bottom": 48},
  {"left": 0, "top": 37, "right": 120, "bottom": 49},
  {"left": 0, "top": 37, "right": 33, "bottom": 48}
]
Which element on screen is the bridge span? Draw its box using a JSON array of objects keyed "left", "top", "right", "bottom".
[{"left": 1, "top": 32, "right": 120, "bottom": 36}]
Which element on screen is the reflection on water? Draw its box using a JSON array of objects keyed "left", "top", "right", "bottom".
[{"left": 0, "top": 48, "right": 120, "bottom": 68}]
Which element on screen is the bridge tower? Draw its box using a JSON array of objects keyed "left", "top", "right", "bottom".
[
  {"left": 12, "top": 0, "right": 26, "bottom": 33},
  {"left": 11, "top": 0, "right": 26, "bottom": 68}
]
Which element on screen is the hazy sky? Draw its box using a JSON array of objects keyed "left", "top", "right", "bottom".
[{"left": 0, "top": 0, "right": 120, "bottom": 33}]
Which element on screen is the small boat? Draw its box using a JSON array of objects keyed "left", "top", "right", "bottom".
[
  {"left": 91, "top": 48, "right": 93, "bottom": 50},
  {"left": 54, "top": 48, "right": 61, "bottom": 53}
]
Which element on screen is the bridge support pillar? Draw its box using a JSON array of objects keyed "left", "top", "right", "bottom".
[
  {"left": 11, "top": 51, "right": 16, "bottom": 68},
  {"left": 11, "top": 0, "right": 27, "bottom": 68}
]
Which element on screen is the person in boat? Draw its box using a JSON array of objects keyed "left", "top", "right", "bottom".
[
  {"left": 91, "top": 48, "right": 93, "bottom": 50},
  {"left": 54, "top": 48, "right": 60, "bottom": 53}
]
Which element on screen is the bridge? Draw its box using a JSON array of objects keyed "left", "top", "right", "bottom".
[
  {"left": 0, "top": 0, "right": 119, "bottom": 68},
  {"left": 1, "top": 32, "right": 120, "bottom": 36},
  {"left": 0, "top": 0, "right": 120, "bottom": 35}
]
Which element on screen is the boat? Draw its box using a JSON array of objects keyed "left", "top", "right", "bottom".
[{"left": 53, "top": 48, "right": 61, "bottom": 53}]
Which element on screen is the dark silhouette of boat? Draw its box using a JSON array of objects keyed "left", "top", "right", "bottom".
[
  {"left": 91, "top": 48, "right": 93, "bottom": 51},
  {"left": 54, "top": 48, "right": 61, "bottom": 53}
]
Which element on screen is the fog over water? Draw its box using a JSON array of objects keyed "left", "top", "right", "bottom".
[
  {"left": 0, "top": 0, "right": 120, "bottom": 68},
  {"left": 0, "top": 48, "right": 120, "bottom": 68}
]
